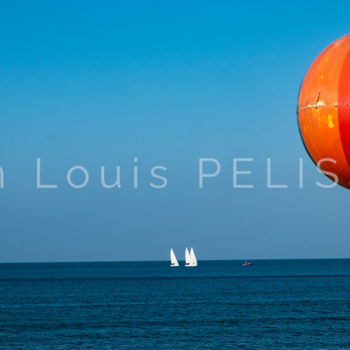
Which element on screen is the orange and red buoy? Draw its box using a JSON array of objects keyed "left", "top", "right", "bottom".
[{"left": 298, "top": 34, "right": 350, "bottom": 189}]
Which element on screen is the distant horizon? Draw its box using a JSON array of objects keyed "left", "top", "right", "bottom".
[{"left": 2, "top": 257, "right": 350, "bottom": 264}]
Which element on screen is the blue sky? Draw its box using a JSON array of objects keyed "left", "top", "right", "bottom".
[{"left": 1, "top": 1, "right": 350, "bottom": 262}]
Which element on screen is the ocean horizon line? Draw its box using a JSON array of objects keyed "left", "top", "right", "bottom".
[{"left": 1, "top": 257, "right": 350, "bottom": 265}]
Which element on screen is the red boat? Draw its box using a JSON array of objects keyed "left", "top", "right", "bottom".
[{"left": 242, "top": 261, "right": 253, "bottom": 266}]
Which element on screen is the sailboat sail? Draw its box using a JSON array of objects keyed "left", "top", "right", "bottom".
[
  {"left": 170, "top": 249, "right": 179, "bottom": 267},
  {"left": 185, "top": 248, "right": 191, "bottom": 266},
  {"left": 185, "top": 247, "right": 197, "bottom": 267},
  {"left": 190, "top": 248, "right": 198, "bottom": 266}
]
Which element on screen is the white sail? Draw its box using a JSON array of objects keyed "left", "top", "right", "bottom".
[
  {"left": 190, "top": 248, "right": 198, "bottom": 266},
  {"left": 185, "top": 248, "right": 191, "bottom": 266},
  {"left": 170, "top": 249, "right": 179, "bottom": 267}
]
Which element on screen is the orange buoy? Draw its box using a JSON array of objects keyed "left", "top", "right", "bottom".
[{"left": 298, "top": 34, "right": 350, "bottom": 189}]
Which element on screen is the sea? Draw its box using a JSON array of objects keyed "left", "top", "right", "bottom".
[{"left": 0, "top": 259, "right": 350, "bottom": 349}]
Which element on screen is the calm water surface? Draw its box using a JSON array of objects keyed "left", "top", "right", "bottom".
[{"left": 0, "top": 259, "right": 350, "bottom": 349}]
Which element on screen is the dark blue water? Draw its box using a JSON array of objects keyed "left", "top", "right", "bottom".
[{"left": 1, "top": 260, "right": 350, "bottom": 349}]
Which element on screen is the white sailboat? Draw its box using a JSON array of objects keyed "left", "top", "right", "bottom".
[
  {"left": 185, "top": 247, "right": 191, "bottom": 266},
  {"left": 170, "top": 249, "right": 179, "bottom": 267},
  {"left": 190, "top": 247, "right": 198, "bottom": 267},
  {"left": 185, "top": 247, "right": 197, "bottom": 267}
]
